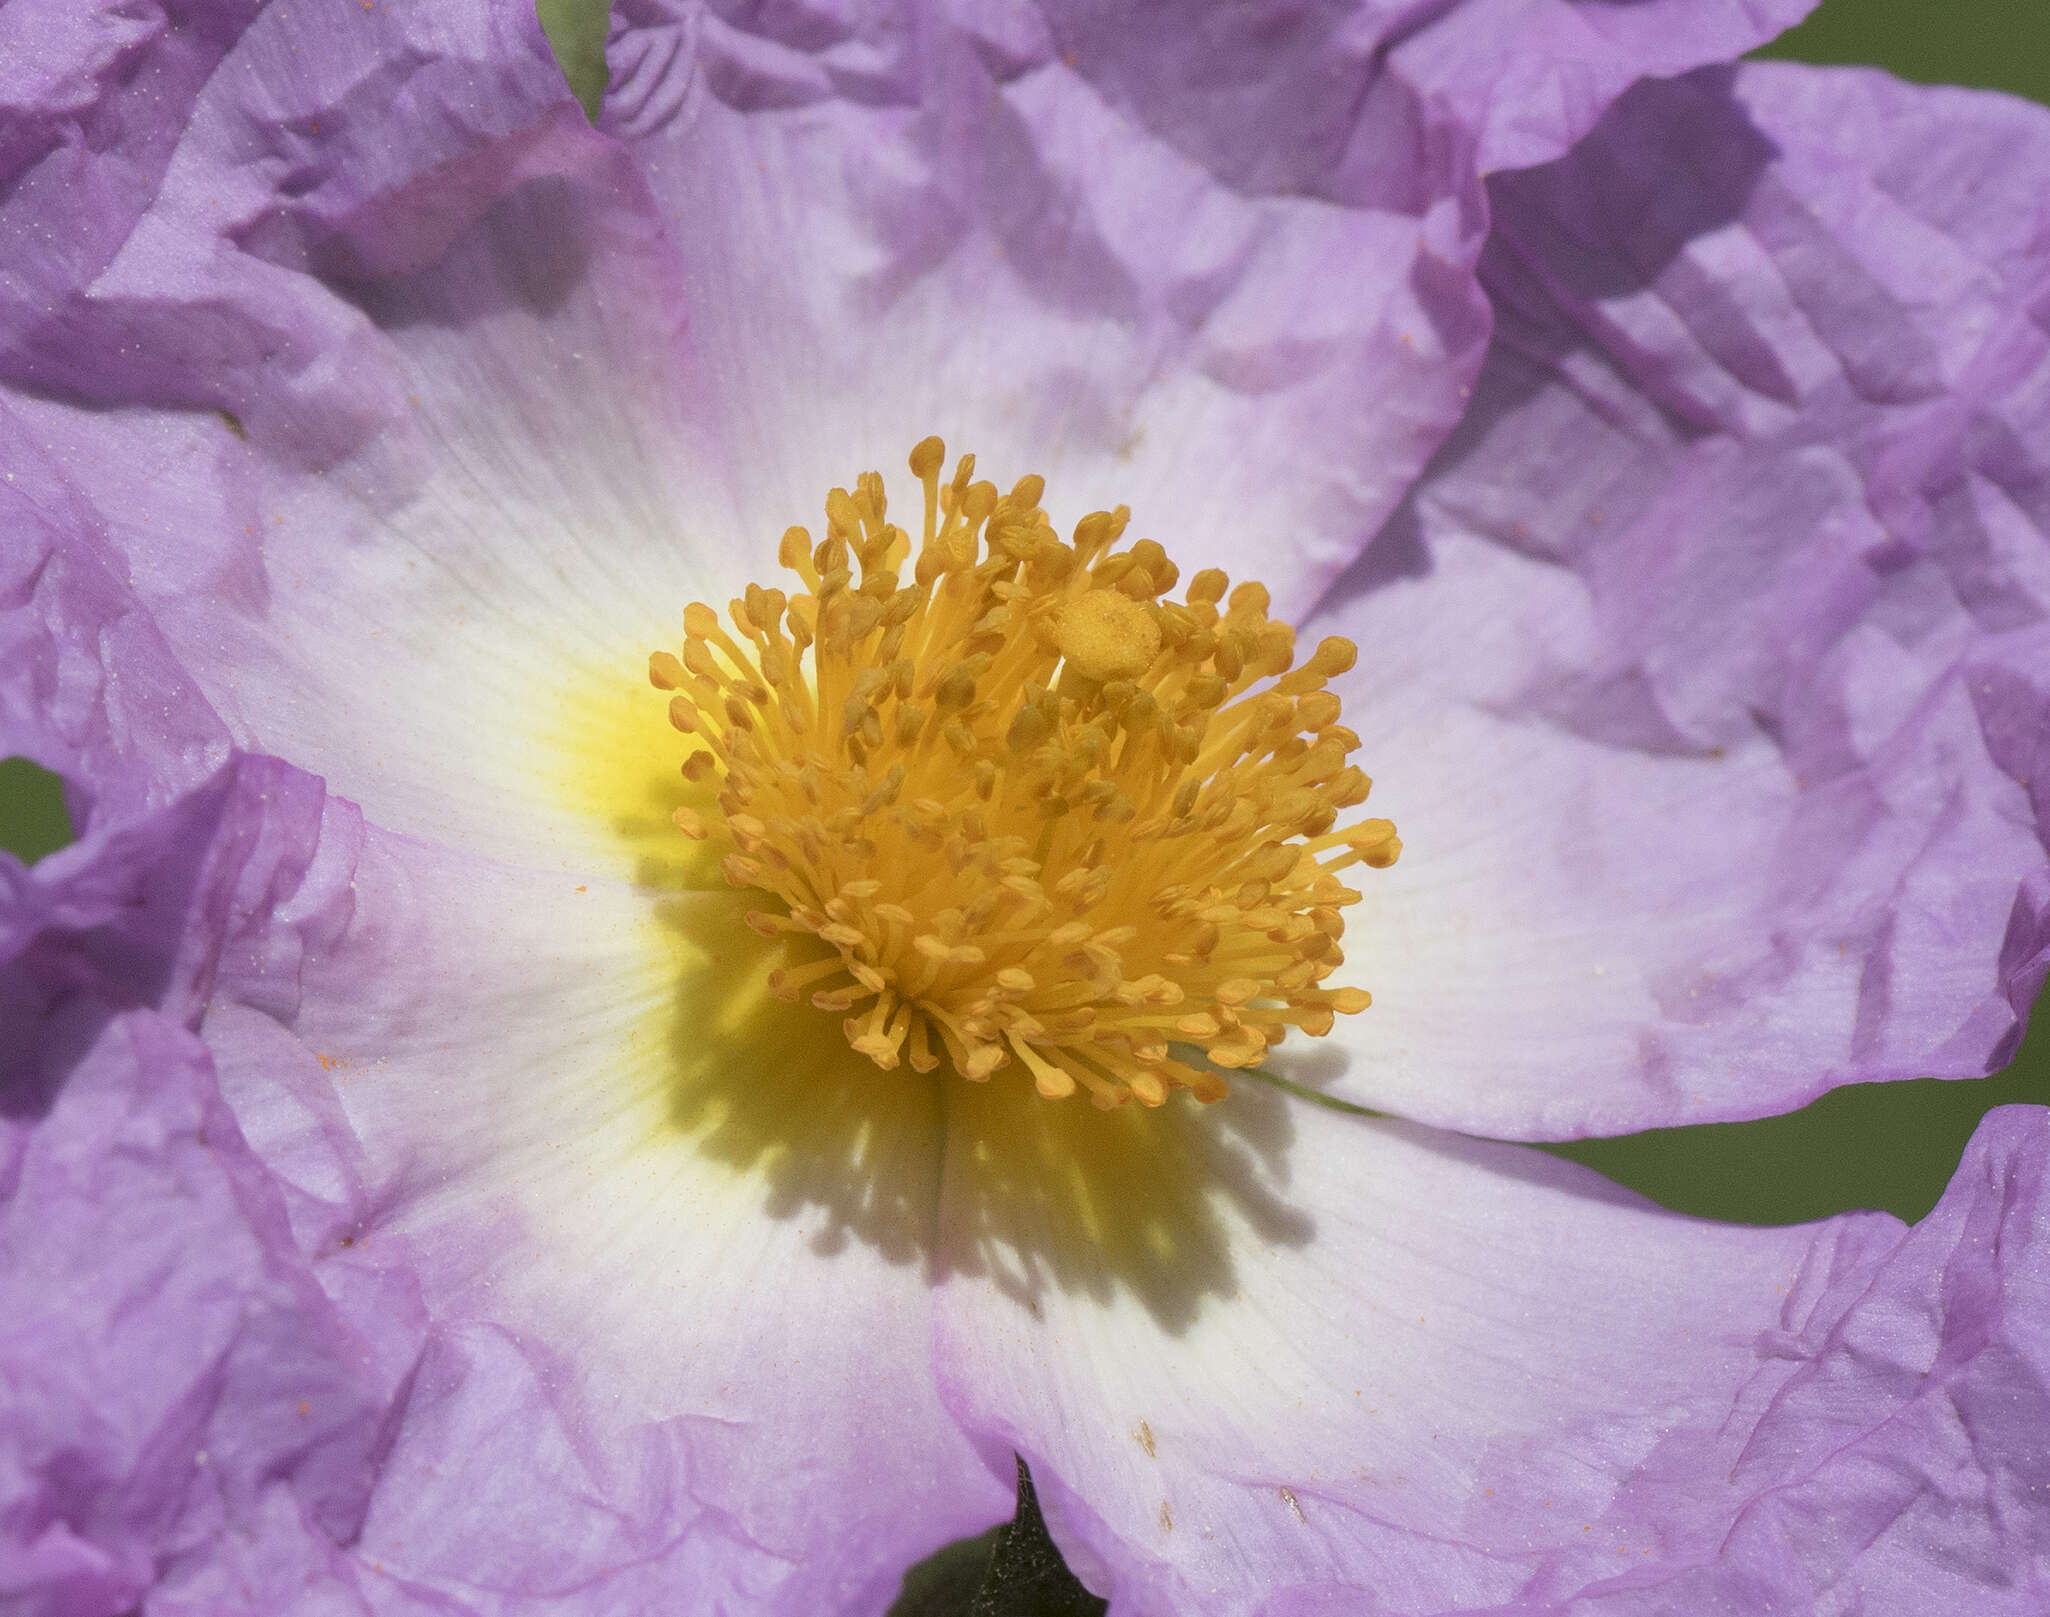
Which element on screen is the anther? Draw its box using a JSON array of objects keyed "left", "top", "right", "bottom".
[{"left": 648, "top": 438, "right": 1398, "bottom": 1110}]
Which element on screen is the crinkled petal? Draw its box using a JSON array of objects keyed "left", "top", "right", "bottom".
[
  {"left": 1394, "top": 0, "right": 1817, "bottom": 179},
  {"left": 0, "top": 0, "right": 260, "bottom": 370},
  {"left": 25, "top": 0, "right": 1476, "bottom": 873},
  {"left": 0, "top": 998, "right": 413, "bottom": 1617},
  {"left": 929, "top": 1080, "right": 2049, "bottom": 1615},
  {"left": 1525, "top": 1104, "right": 2050, "bottom": 1617},
  {"left": 602, "top": 0, "right": 1492, "bottom": 620},
  {"left": 1309, "top": 66, "right": 2050, "bottom": 1136},
  {"left": 15, "top": 0, "right": 1822, "bottom": 885},
  {"left": 3, "top": 2, "right": 708, "bottom": 876},
  {"left": 1972, "top": 624, "right": 2050, "bottom": 1027},
  {"left": 0, "top": 0, "right": 578, "bottom": 401},
  {"left": 28, "top": 0, "right": 1485, "bottom": 808},
  {"left": 1021, "top": 0, "right": 1813, "bottom": 201},
  {"left": 4, "top": 744, "right": 1004, "bottom": 1613},
  {"left": 191, "top": 756, "right": 1010, "bottom": 1613},
  {"left": 596, "top": 0, "right": 1811, "bottom": 613},
  {"left": 0, "top": 398, "right": 229, "bottom": 913},
  {"left": 12, "top": 151, "right": 742, "bottom": 878}
]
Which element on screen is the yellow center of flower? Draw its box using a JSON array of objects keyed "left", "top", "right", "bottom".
[{"left": 648, "top": 439, "right": 1399, "bottom": 1110}]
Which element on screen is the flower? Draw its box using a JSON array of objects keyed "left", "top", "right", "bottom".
[{"left": 4, "top": 2, "right": 2049, "bottom": 1614}]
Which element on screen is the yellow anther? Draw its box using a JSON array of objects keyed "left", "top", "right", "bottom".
[
  {"left": 1341, "top": 819, "right": 1403, "bottom": 869},
  {"left": 647, "top": 439, "right": 1397, "bottom": 1110}
]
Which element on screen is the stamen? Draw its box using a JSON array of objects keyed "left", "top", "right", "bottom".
[{"left": 649, "top": 438, "right": 1400, "bottom": 1110}]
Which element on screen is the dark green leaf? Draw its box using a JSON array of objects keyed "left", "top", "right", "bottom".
[
  {"left": 888, "top": 1458, "right": 1106, "bottom": 1617},
  {"left": 535, "top": 0, "right": 612, "bottom": 121},
  {"left": 0, "top": 758, "right": 74, "bottom": 866},
  {"left": 970, "top": 1459, "right": 1107, "bottom": 1617}
]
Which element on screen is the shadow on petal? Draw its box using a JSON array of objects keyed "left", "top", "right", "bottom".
[
  {"left": 638, "top": 876, "right": 1319, "bottom": 1334},
  {"left": 934, "top": 1065, "right": 1314, "bottom": 1337},
  {"left": 540, "top": 523, "right": 1330, "bottom": 1332},
  {"left": 655, "top": 885, "right": 947, "bottom": 1268},
  {"left": 587, "top": 688, "right": 1320, "bottom": 1329}
]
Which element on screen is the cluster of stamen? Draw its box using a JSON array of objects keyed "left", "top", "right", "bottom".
[{"left": 650, "top": 438, "right": 1399, "bottom": 1109}]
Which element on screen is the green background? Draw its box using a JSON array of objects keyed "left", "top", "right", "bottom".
[{"left": 5, "top": 0, "right": 2047, "bottom": 1227}]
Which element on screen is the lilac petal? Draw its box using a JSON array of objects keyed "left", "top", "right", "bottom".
[
  {"left": 14, "top": 138, "right": 744, "bottom": 873},
  {"left": 1028, "top": 0, "right": 1812, "bottom": 202},
  {"left": 1972, "top": 624, "right": 2050, "bottom": 1024},
  {"left": 1547, "top": 1104, "right": 2050, "bottom": 1617},
  {"left": 23, "top": 0, "right": 1816, "bottom": 886},
  {"left": 37, "top": 7, "right": 1467, "bottom": 872},
  {"left": 4, "top": 0, "right": 651, "bottom": 878},
  {"left": 0, "top": 0, "right": 578, "bottom": 403},
  {"left": 192, "top": 759, "right": 1009, "bottom": 1613},
  {"left": 0, "top": 0, "right": 261, "bottom": 372},
  {"left": 930, "top": 1080, "right": 2049, "bottom": 1615},
  {"left": 603, "top": 0, "right": 1493, "bottom": 621},
  {"left": 0, "top": 769, "right": 230, "bottom": 1028},
  {"left": 142, "top": 1485, "right": 401, "bottom": 1617},
  {"left": 597, "top": 0, "right": 1809, "bottom": 616},
  {"left": 1309, "top": 66, "right": 2050, "bottom": 1137},
  {"left": 23, "top": 0, "right": 1482, "bottom": 872},
  {"left": 4, "top": 740, "right": 375, "bottom": 1086},
  {"left": 0, "top": 400, "right": 228, "bottom": 877},
  {"left": 0, "top": 999, "right": 411, "bottom": 1617}
]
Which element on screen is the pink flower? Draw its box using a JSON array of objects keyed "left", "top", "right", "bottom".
[{"left": 3, "top": 3, "right": 2046, "bottom": 1612}]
